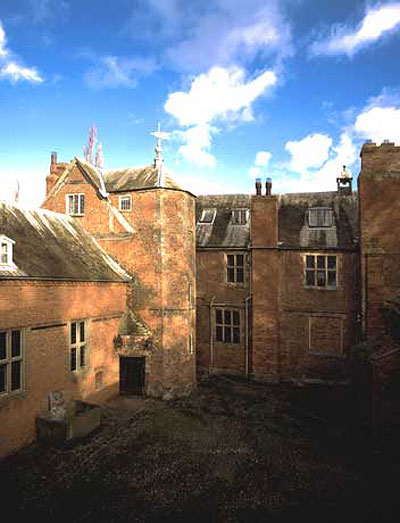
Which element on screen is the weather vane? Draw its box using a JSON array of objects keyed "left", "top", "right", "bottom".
[{"left": 151, "top": 123, "right": 170, "bottom": 169}]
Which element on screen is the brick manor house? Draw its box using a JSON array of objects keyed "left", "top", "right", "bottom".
[{"left": 1, "top": 139, "right": 400, "bottom": 455}]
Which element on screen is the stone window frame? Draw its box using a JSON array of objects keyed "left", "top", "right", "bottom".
[
  {"left": 214, "top": 307, "right": 241, "bottom": 345},
  {"left": 198, "top": 208, "right": 217, "bottom": 224},
  {"left": 304, "top": 253, "right": 337, "bottom": 290},
  {"left": 118, "top": 194, "right": 132, "bottom": 212},
  {"left": 66, "top": 193, "right": 85, "bottom": 216},
  {"left": 69, "top": 320, "right": 90, "bottom": 374},
  {"left": 308, "top": 207, "right": 334, "bottom": 228},
  {"left": 0, "top": 328, "right": 24, "bottom": 398},
  {"left": 0, "top": 235, "right": 16, "bottom": 267},
  {"left": 231, "top": 208, "right": 249, "bottom": 225},
  {"left": 226, "top": 252, "right": 246, "bottom": 285}
]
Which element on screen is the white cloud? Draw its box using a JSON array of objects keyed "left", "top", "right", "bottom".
[
  {"left": 0, "top": 62, "right": 43, "bottom": 83},
  {"left": 28, "top": 0, "right": 69, "bottom": 25},
  {"left": 127, "top": 0, "right": 292, "bottom": 73},
  {"left": 271, "top": 132, "right": 357, "bottom": 193},
  {"left": 165, "top": 65, "right": 277, "bottom": 168},
  {"left": 354, "top": 106, "right": 400, "bottom": 144},
  {"left": 174, "top": 124, "right": 217, "bottom": 168},
  {"left": 285, "top": 133, "right": 333, "bottom": 174},
  {"left": 255, "top": 151, "right": 272, "bottom": 167},
  {"left": 165, "top": 66, "right": 277, "bottom": 126},
  {"left": 84, "top": 55, "right": 157, "bottom": 89},
  {"left": 310, "top": 3, "right": 400, "bottom": 57},
  {"left": 247, "top": 150, "right": 272, "bottom": 179},
  {"left": 0, "top": 21, "right": 44, "bottom": 84},
  {"left": 248, "top": 166, "right": 261, "bottom": 178}
]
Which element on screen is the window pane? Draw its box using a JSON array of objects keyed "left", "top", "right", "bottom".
[
  {"left": 224, "top": 328, "right": 231, "bottom": 343},
  {"left": 11, "top": 361, "right": 21, "bottom": 391},
  {"left": 317, "top": 270, "right": 326, "bottom": 287},
  {"left": 227, "top": 267, "right": 235, "bottom": 282},
  {"left": 80, "top": 346, "right": 86, "bottom": 368},
  {"left": 70, "top": 348, "right": 77, "bottom": 371},
  {"left": 216, "top": 309, "right": 222, "bottom": 324},
  {"left": 0, "top": 364, "right": 6, "bottom": 392},
  {"left": 80, "top": 321, "right": 85, "bottom": 342},
  {"left": 70, "top": 323, "right": 76, "bottom": 344},
  {"left": 233, "top": 327, "right": 240, "bottom": 343},
  {"left": 236, "top": 268, "right": 244, "bottom": 283},
  {"left": 327, "top": 256, "right": 336, "bottom": 269},
  {"left": 236, "top": 255, "right": 244, "bottom": 267},
  {"left": 11, "top": 330, "right": 21, "bottom": 357},
  {"left": 224, "top": 310, "right": 231, "bottom": 325},
  {"left": 328, "top": 271, "right": 336, "bottom": 288},
  {"left": 317, "top": 256, "right": 325, "bottom": 269},
  {"left": 233, "top": 311, "right": 240, "bottom": 326},
  {"left": 0, "top": 332, "right": 6, "bottom": 360},
  {"left": 306, "top": 256, "right": 314, "bottom": 268},
  {"left": 306, "top": 270, "right": 315, "bottom": 286},
  {"left": 216, "top": 326, "right": 223, "bottom": 342},
  {"left": 227, "top": 255, "right": 234, "bottom": 266},
  {"left": 1, "top": 243, "right": 7, "bottom": 264},
  {"left": 80, "top": 194, "right": 85, "bottom": 214}
]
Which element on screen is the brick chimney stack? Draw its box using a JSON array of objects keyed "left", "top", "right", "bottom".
[
  {"left": 265, "top": 177, "right": 272, "bottom": 196},
  {"left": 255, "top": 178, "right": 262, "bottom": 196},
  {"left": 46, "top": 151, "right": 60, "bottom": 196}
]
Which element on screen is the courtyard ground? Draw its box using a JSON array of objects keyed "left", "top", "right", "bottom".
[{"left": 2, "top": 375, "right": 400, "bottom": 522}]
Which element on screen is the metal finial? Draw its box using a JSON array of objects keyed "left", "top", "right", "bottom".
[{"left": 151, "top": 123, "right": 170, "bottom": 169}]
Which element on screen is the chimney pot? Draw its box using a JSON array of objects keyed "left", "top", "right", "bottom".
[
  {"left": 255, "top": 177, "right": 262, "bottom": 196},
  {"left": 265, "top": 177, "right": 272, "bottom": 196}
]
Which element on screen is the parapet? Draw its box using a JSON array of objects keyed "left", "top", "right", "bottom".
[{"left": 360, "top": 141, "right": 400, "bottom": 173}]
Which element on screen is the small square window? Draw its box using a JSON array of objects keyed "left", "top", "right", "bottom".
[
  {"left": 231, "top": 209, "right": 248, "bottom": 225},
  {"left": 226, "top": 253, "right": 246, "bottom": 284},
  {"left": 215, "top": 307, "right": 241, "bottom": 345},
  {"left": 67, "top": 194, "right": 85, "bottom": 216},
  {"left": 119, "top": 195, "right": 132, "bottom": 211},
  {"left": 308, "top": 208, "right": 333, "bottom": 228},
  {"left": 305, "top": 254, "right": 337, "bottom": 290},
  {"left": 198, "top": 208, "right": 216, "bottom": 224},
  {"left": 0, "top": 236, "right": 15, "bottom": 267}
]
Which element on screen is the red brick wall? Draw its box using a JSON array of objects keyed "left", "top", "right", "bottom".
[
  {"left": 251, "top": 195, "right": 359, "bottom": 381},
  {"left": 0, "top": 280, "right": 126, "bottom": 456},
  {"left": 359, "top": 143, "right": 400, "bottom": 340},
  {"left": 43, "top": 166, "right": 197, "bottom": 399},
  {"left": 196, "top": 250, "right": 250, "bottom": 375}
]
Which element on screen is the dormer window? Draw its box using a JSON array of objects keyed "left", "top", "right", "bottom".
[
  {"left": 0, "top": 236, "right": 15, "bottom": 267},
  {"left": 66, "top": 194, "right": 85, "bottom": 216},
  {"left": 198, "top": 208, "right": 216, "bottom": 224},
  {"left": 231, "top": 209, "right": 248, "bottom": 225},
  {"left": 308, "top": 207, "right": 333, "bottom": 228},
  {"left": 119, "top": 195, "right": 132, "bottom": 211}
]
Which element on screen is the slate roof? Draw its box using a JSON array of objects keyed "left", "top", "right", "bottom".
[
  {"left": 196, "top": 194, "right": 251, "bottom": 248},
  {"left": 196, "top": 192, "right": 359, "bottom": 250},
  {"left": 0, "top": 203, "right": 130, "bottom": 281},
  {"left": 278, "top": 192, "right": 359, "bottom": 250},
  {"left": 74, "top": 159, "right": 193, "bottom": 195}
]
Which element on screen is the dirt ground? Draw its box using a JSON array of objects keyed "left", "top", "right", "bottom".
[{"left": 2, "top": 375, "right": 400, "bottom": 522}]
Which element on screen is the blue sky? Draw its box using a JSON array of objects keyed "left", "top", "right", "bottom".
[{"left": 0, "top": 0, "right": 400, "bottom": 207}]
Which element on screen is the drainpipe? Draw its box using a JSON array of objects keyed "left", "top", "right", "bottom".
[
  {"left": 245, "top": 295, "right": 251, "bottom": 379},
  {"left": 209, "top": 296, "right": 216, "bottom": 375}
]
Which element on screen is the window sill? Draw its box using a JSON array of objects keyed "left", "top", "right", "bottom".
[
  {"left": 70, "top": 367, "right": 90, "bottom": 381},
  {"left": 0, "top": 389, "right": 27, "bottom": 407},
  {"left": 304, "top": 286, "right": 337, "bottom": 291}
]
